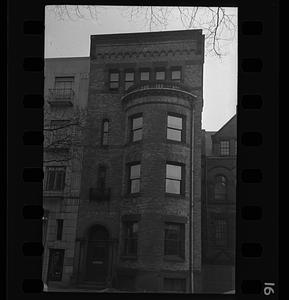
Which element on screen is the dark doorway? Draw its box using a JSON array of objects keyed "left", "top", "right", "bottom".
[
  {"left": 85, "top": 225, "right": 109, "bottom": 282},
  {"left": 47, "top": 249, "right": 65, "bottom": 281}
]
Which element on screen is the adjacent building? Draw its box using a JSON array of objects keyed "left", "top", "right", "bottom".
[{"left": 201, "top": 115, "right": 236, "bottom": 293}]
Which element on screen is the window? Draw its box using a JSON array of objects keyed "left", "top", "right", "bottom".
[
  {"left": 166, "top": 163, "right": 184, "bottom": 194},
  {"left": 128, "top": 163, "right": 141, "bottom": 194},
  {"left": 156, "top": 69, "right": 166, "bottom": 81},
  {"left": 97, "top": 165, "right": 107, "bottom": 190},
  {"left": 220, "top": 140, "right": 230, "bottom": 155},
  {"left": 109, "top": 71, "right": 119, "bottom": 90},
  {"left": 214, "top": 218, "right": 228, "bottom": 247},
  {"left": 163, "top": 278, "right": 186, "bottom": 292},
  {"left": 131, "top": 115, "right": 143, "bottom": 142},
  {"left": 56, "top": 219, "right": 64, "bottom": 240},
  {"left": 140, "top": 70, "right": 150, "bottom": 81},
  {"left": 123, "top": 221, "right": 138, "bottom": 256},
  {"left": 164, "top": 223, "right": 185, "bottom": 258},
  {"left": 167, "top": 114, "right": 185, "bottom": 142},
  {"left": 47, "top": 249, "right": 65, "bottom": 281},
  {"left": 214, "top": 175, "right": 227, "bottom": 201},
  {"left": 125, "top": 71, "right": 135, "bottom": 90},
  {"left": 102, "top": 120, "right": 109, "bottom": 145},
  {"left": 171, "top": 68, "right": 182, "bottom": 82},
  {"left": 234, "top": 140, "right": 237, "bottom": 156},
  {"left": 54, "top": 77, "right": 74, "bottom": 90},
  {"left": 42, "top": 210, "right": 49, "bottom": 245},
  {"left": 45, "top": 167, "right": 66, "bottom": 191},
  {"left": 50, "top": 120, "right": 70, "bottom": 143}
]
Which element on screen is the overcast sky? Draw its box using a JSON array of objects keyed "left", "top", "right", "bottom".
[{"left": 45, "top": 6, "right": 237, "bottom": 131}]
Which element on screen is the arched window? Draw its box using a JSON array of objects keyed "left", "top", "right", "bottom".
[
  {"left": 214, "top": 175, "right": 227, "bottom": 201},
  {"left": 102, "top": 120, "right": 109, "bottom": 145}
]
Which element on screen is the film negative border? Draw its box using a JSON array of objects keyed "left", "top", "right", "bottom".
[{"left": 7, "top": 0, "right": 278, "bottom": 299}]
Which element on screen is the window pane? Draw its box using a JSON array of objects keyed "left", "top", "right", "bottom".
[
  {"left": 168, "top": 115, "right": 182, "bottom": 129},
  {"left": 133, "top": 129, "right": 142, "bottom": 141},
  {"left": 131, "top": 179, "right": 140, "bottom": 193},
  {"left": 132, "top": 117, "right": 143, "bottom": 129},
  {"left": 156, "top": 71, "right": 165, "bottom": 80},
  {"left": 47, "top": 172, "right": 55, "bottom": 190},
  {"left": 125, "top": 72, "right": 134, "bottom": 81},
  {"left": 172, "top": 70, "right": 181, "bottom": 80},
  {"left": 165, "top": 240, "right": 179, "bottom": 255},
  {"left": 166, "top": 179, "right": 180, "bottom": 194},
  {"left": 140, "top": 71, "right": 150, "bottom": 81},
  {"left": 167, "top": 128, "right": 182, "bottom": 141},
  {"left": 125, "top": 82, "right": 134, "bottom": 90},
  {"left": 166, "top": 164, "right": 182, "bottom": 180},
  {"left": 130, "top": 165, "right": 140, "bottom": 179},
  {"left": 110, "top": 82, "right": 119, "bottom": 89},
  {"left": 220, "top": 140, "right": 230, "bottom": 155},
  {"left": 103, "top": 121, "right": 109, "bottom": 132},
  {"left": 102, "top": 133, "right": 108, "bottom": 145},
  {"left": 110, "top": 73, "right": 119, "bottom": 81}
]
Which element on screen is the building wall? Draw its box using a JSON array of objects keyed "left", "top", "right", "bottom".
[
  {"left": 201, "top": 115, "right": 236, "bottom": 293},
  {"left": 73, "top": 30, "right": 205, "bottom": 292},
  {"left": 43, "top": 57, "right": 90, "bottom": 286}
]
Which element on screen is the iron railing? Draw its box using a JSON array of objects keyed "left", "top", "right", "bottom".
[{"left": 48, "top": 88, "right": 74, "bottom": 103}]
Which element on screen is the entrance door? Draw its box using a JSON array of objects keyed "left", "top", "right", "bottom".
[
  {"left": 85, "top": 225, "right": 109, "bottom": 282},
  {"left": 47, "top": 249, "right": 65, "bottom": 281}
]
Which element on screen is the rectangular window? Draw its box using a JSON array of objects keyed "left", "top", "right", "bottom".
[
  {"left": 125, "top": 71, "right": 135, "bottom": 90},
  {"left": 47, "top": 249, "right": 65, "bottom": 281},
  {"left": 102, "top": 120, "right": 109, "bottom": 145},
  {"left": 131, "top": 115, "right": 143, "bottom": 142},
  {"left": 50, "top": 120, "right": 70, "bottom": 143},
  {"left": 156, "top": 69, "right": 166, "bottom": 81},
  {"left": 109, "top": 71, "right": 119, "bottom": 90},
  {"left": 215, "top": 218, "right": 228, "bottom": 247},
  {"left": 163, "top": 278, "right": 186, "bottom": 292},
  {"left": 56, "top": 219, "right": 64, "bottom": 240},
  {"left": 45, "top": 167, "right": 66, "bottom": 191},
  {"left": 123, "top": 221, "right": 138, "bottom": 256},
  {"left": 164, "top": 223, "right": 185, "bottom": 258},
  {"left": 128, "top": 163, "right": 141, "bottom": 194},
  {"left": 220, "top": 140, "right": 230, "bottom": 156},
  {"left": 167, "top": 114, "right": 185, "bottom": 142},
  {"left": 171, "top": 68, "right": 182, "bottom": 82},
  {"left": 54, "top": 77, "right": 74, "bottom": 90},
  {"left": 140, "top": 70, "right": 150, "bottom": 81},
  {"left": 166, "top": 163, "right": 184, "bottom": 194}
]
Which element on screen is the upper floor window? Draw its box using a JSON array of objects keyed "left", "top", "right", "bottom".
[
  {"left": 214, "top": 175, "right": 227, "bottom": 201},
  {"left": 50, "top": 120, "right": 70, "bottom": 142},
  {"left": 54, "top": 77, "right": 74, "bottom": 90},
  {"left": 156, "top": 69, "right": 166, "bottom": 81},
  {"left": 97, "top": 165, "right": 107, "bottom": 190},
  {"left": 171, "top": 68, "right": 182, "bottom": 82},
  {"left": 166, "top": 163, "right": 184, "bottom": 194},
  {"left": 214, "top": 217, "right": 228, "bottom": 247},
  {"left": 101, "top": 120, "right": 109, "bottom": 145},
  {"left": 56, "top": 219, "right": 64, "bottom": 241},
  {"left": 164, "top": 223, "right": 185, "bottom": 258},
  {"left": 128, "top": 163, "right": 141, "bottom": 194},
  {"left": 220, "top": 140, "right": 230, "bottom": 155},
  {"left": 123, "top": 221, "right": 138, "bottom": 256},
  {"left": 125, "top": 71, "right": 135, "bottom": 90},
  {"left": 45, "top": 166, "right": 66, "bottom": 191},
  {"left": 130, "top": 115, "right": 143, "bottom": 142},
  {"left": 140, "top": 70, "right": 150, "bottom": 81},
  {"left": 167, "top": 114, "right": 185, "bottom": 142},
  {"left": 109, "top": 71, "right": 119, "bottom": 90}
]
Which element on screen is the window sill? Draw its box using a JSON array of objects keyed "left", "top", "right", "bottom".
[
  {"left": 165, "top": 193, "right": 186, "bottom": 199},
  {"left": 123, "top": 192, "right": 142, "bottom": 199},
  {"left": 164, "top": 255, "right": 185, "bottom": 262},
  {"left": 166, "top": 139, "right": 187, "bottom": 146}
]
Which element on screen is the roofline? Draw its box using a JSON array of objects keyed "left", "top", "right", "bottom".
[
  {"left": 212, "top": 114, "right": 236, "bottom": 137},
  {"left": 91, "top": 29, "right": 204, "bottom": 45}
]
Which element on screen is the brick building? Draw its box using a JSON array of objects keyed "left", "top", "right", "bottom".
[
  {"left": 201, "top": 115, "right": 236, "bottom": 293},
  {"left": 42, "top": 57, "right": 90, "bottom": 286},
  {"left": 66, "top": 30, "right": 205, "bottom": 292}
]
